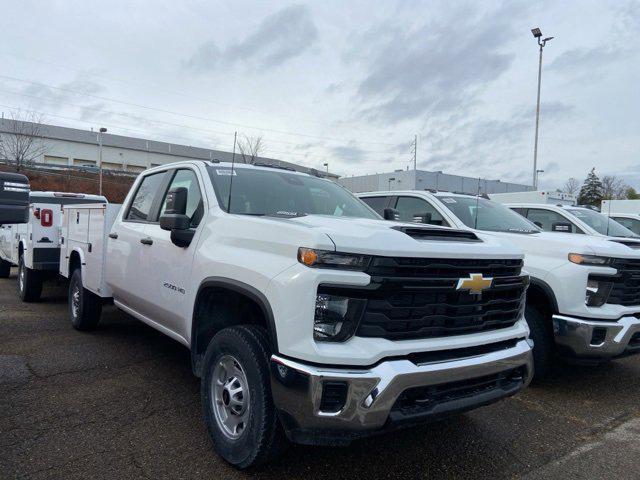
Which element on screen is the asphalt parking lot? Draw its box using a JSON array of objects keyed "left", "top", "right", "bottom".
[{"left": 1, "top": 270, "right": 640, "bottom": 480}]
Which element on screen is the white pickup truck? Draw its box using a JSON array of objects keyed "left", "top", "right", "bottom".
[
  {"left": 0, "top": 191, "right": 106, "bottom": 301},
  {"left": 359, "top": 191, "right": 640, "bottom": 378},
  {"left": 58, "top": 160, "right": 533, "bottom": 468}
]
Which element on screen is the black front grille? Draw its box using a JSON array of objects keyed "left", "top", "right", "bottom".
[
  {"left": 597, "top": 258, "right": 640, "bottom": 306},
  {"left": 391, "top": 367, "right": 525, "bottom": 418},
  {"left": 337, "top": 257, "right": 526, "bottom": 341}
]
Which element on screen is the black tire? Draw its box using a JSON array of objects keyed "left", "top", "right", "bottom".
[
  {"left": 68, "top": 268, "right": 102, "bottom": 331},
  {"left": 525, "top": 304, "right": 555, "bottom": 380},
  {"left": 17, "top": 255, "right": 43, "bottom": 302},
  {"left": 0, "top": 258, "right": 10, "bottom": 278},
  {"left": 202, "top": 325, "right": 286, "bottom": 469}
]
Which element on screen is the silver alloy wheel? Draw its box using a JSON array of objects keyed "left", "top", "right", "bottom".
[
  {"left": 211, "top": 355, "right": 250, "bottom": 440},
  {"left": 71, "top": 279, "right": 80, "bottom": 320}
]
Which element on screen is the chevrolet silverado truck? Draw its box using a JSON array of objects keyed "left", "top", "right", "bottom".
[
  {"left": 0, "top": 191, "right": 106, "bottom": 301},
  {"left": 359, "top": 190, "right": 640, "bottom": 378},
  {"left": 58, "top": 161, "right": 533, "bottom": 468}
]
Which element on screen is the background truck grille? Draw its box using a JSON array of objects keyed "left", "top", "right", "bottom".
[
  {"left": 319, "top": 258, "right": 527, "bottom": 341},
  {"left": 600, "top": 258, "right": 640, "bottom": 306}
]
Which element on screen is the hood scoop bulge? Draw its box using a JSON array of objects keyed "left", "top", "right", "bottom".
[{"left": 391, "top": 226, "right": 481, "bottom": 242}]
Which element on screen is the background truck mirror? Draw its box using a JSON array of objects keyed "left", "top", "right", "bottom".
[
  {"left": 165, "top": 187, "right": 188, "bottom": 215},
  {"left": 160, "top": 213, "right": 190, "bottom": 231},
  {"left": 383, "top": 208, "right": 399, "bottom": 220},
  {"left": 0, "top": 172, "right": 30, "bottom": 225},
  {"left": 551, "top": 222, "right": 572, "bottom": 233},
  {"left": 413, "top": 212, "right": 432, "bottom": 224}
]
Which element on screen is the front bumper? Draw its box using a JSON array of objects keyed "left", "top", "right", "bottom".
[
  {"left": 270, "top": 338, "right": 533, "bottom": 445},
  {"left": 553, "top": 314, "right": 640, "bottom": 360}
]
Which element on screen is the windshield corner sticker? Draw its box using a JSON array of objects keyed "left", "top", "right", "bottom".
[{"left": 216, "top": 169, "right": 237, "bottom": 176}]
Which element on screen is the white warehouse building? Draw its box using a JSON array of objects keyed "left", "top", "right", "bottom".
[
  {"left": 338, "top": 169, "right": 533, "bottom": 195},
  {"left": 0, "top": 118, "right": 337, "bottom": 178}
]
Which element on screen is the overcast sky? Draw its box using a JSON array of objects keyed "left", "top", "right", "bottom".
[{"left": 1, "top": 0, "right": 639, "bottom": 189}]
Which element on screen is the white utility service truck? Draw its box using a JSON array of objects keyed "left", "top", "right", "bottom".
[
  {"left": 359, "top": 191, "right": 640, "bottom": 378},
  {"left": 601, "top": 199, "right": 640, "bottom": 215},
  {"left": 489, "top": 190, "right": 576, "bottom": 206},
  {"left": 58, "top": 160, "right": 533, "bottom": 468},
  {"left": 0, "top": 191, "right": 105, "bottom": 301}
]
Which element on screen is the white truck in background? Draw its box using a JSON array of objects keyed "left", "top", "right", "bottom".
[
  {"left": 0, "top": 191, "right": 105, "bottom": 301},
  {"left": 601, "top": 199, "right": 640, "bottom": 215},
  {"left": 359, "top": 190, "right": 640, "bottom": 379},
  {"left": 489, "top": 190, "right": 576, "bottom": 206},
  {"left": 57, "top": 160, "right": 533, "bottom": 468}
]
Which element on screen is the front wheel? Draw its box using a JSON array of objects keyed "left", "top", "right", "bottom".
[
  {"left": 68, "top": 268, "right": 102, "bottom": 331},
  {"left": 202, "top": 325, "right": 286, "bottom": 469},
  {"left": 525, "top": 304, "right": 555, "bottom": 380},
  {"left": 17, "top": 255, "right": 42, "bottom": 302}
]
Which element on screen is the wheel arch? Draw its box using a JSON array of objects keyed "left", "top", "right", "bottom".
[
  {"left": 527, "top": 277, "right": 559, "bottom": 318},
  {"left": 68, "top": 248, "right": 85, "bottom": 276},
  {"left": 190, "top": 277, "right": 278, "bottom": 377}
]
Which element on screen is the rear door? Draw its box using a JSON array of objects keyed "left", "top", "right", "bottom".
[{"left": 106, "top": 170, "right": 170, "bottom": 312}]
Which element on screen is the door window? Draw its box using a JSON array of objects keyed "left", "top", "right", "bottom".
[
  {"left": 125, "top": 172, "right": 167, "bottom": 222},
  {"left": 526, "top": 208, "right": 575, "bottom": 232},
  {"left": 360, "top": 196, "right": 389, "bottom": 216},
  {"left": 160, "top": 169, "right": 204, "bottom": 228},
  {"left": 395, "top": 196, "right": 448, "bottom": 226}
]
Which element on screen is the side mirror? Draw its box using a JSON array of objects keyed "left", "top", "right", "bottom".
[
  {"left": 533, "top": 221, "right": 543, "bottom": 229},
  {"left": 0, "top": 172, "right": 30, "bottom": 225},
  {"left": 383, "top": 208, "right": 399, "bottom": 220},
  {"left": 159, "top": 187, "right": 194, "bottom": 247},
  {"left": 551, "top": 222, "right": 572, "bottom": 233},
  {"left": 412, "top": 212, "right": 433, "bottom": 224}
]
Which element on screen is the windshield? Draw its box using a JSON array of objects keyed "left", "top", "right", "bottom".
[
  {"left": 565, "top": 208, "right": 639, "bottom": 238},
  {"left": 437, "top": 196, "right": 540, "bottom": 233},
  {"left": 207, "top": 165, "right": 380, "bottom": 219}
]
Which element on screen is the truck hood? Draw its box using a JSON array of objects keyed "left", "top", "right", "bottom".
[
  {"left": 285, "top": 215, "right": 523, "bottom": 259},
  {"left": 478, "top": 230, "right": 640, "bottom": 259}
]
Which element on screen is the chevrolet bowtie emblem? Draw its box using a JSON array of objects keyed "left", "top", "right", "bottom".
[{"left": 456, "top": 273, "right": 493, "bottom": 295}]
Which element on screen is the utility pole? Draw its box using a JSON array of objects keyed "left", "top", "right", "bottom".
[
  {"left": 97, "top": 127, "right": 107, "bottom": 196},
  {"left": 413, "top": 134, "right": 417, "bottom": 189},
  {"left": 531, "top": 28, "right": 553, "bottom": 190}
]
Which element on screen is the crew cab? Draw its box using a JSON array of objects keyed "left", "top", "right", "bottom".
[
  {"left": 58, "top": 161, "right": 533, "bottom": 468},
  {"left": 0, "top": 191, "right": 106, "bottom": 301},
  {"left": 359, "top": 191, "right": 640, "bottom": 378},
  {"left": 495, "top": 202, "right": 640, "bottom": 243}
]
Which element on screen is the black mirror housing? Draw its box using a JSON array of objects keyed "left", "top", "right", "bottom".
[
  {"left": 412, "top": 212, "right": 433, "bottom": 224},
  {"left": 160, "top": 213, "right": 190, "bottom": 231},
  {"left": 165, "top": 187, "right": 188, "bottom": 215},
  {"left": 383, "top": 208, "right": 399, "bottom": 220},
  {"left": 0, "top": 172, "right": 30, "bottom": 225}
]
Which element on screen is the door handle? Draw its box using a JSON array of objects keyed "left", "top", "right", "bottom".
[
  {"left": 108, "top": 233, "right": 118, "bottom": 240},
  {"left": 140, "top": 237, "right": 153, "bottom": 245}
]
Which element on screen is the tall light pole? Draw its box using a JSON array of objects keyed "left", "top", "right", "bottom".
[
  {"left": 531, "top": 27, "right": 553, "bottom": 190},
  {"left": 98, "top": 127, "right": 107, "bottom": 196}
]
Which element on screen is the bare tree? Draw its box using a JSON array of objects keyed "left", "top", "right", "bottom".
[
  {"left": 237, "top": 134, "right": 265, "bottom": 164},
  {"left": 601, "top": 175, "right": 628, "bottom": 200},
  {"left": 0, "top": 110, "right": 47, "bottom": 171},
  {"left": 562, "top": 177, "right": 580, "bottom": 197}
]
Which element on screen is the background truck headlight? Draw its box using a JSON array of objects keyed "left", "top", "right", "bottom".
[{"left": 314, "top": 294, "right": 366, "bottom": 342}]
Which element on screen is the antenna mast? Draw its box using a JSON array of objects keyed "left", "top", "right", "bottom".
[
  {"left": 227, "top": 131, "right": 237, "bottom": 213},
  {"left": 474, "top": 178, "right": 481, "bottom": 230}
]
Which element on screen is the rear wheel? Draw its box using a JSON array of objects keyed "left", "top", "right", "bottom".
[
  {"left": 0, "top": 258, "right": 10, "bottom": 278},
  {"left": 68, "top": 268, "right": 102, "bottom": 331},
  {"left": 202, "top": 325, "right": 286, "bottom": 469},
  {"left": 17, "top": 255, "right": 42, "bottom": 302},
  {"left": 525, "top": 304, "right": 555, "bottom": 380}
]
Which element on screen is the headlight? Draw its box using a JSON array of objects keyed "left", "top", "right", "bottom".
[
  {"left": 298, "top": 248, "right": 371, "bottom": 271},
  {"left": 586, "top": 277, "right": 613, "bottom": 307},
  {"left": 314, "top": 294, "right": 366, "bottom": 342},
  {"left": 568, "top": 253, "right": 613, "bottom": 266}
]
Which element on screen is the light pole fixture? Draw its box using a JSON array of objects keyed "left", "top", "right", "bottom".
[
  {"left": 323, "top": 162, "right": 329, "bottom": 173},
  {"left": 388, "top": 177, "right": 396, "bottom": 191},
  {"left": 531, "top": 27, "right": 553, "bottom": 190},
  {"left": 536, "top": 169, "right": 544, "bottom": 189},
  {"left": 98, "top": 127, "right": 107, "bottom": 196}
]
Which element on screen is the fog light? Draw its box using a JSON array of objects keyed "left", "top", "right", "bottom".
[
  {"left": 314, "top": 294, "right": 366, "bottom": 342},
  {"left": 586, "top": 278, "right": 613, "bottom": 307}
]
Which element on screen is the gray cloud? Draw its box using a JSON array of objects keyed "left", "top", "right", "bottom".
[
  {"left": 20, "top": 76, "right": 106, "bottom": 111},
  {"left": 351, "top": 3, "right": 524, "bottom": 124},
  {"left": 184, "top": 4, "right": 318, "bottom": 72},
  {"left": 548, "top": 46, "right": 629, "bottom": 73},
  {"left": 331, "top": 145, "right": 368, "bottom": 163}
]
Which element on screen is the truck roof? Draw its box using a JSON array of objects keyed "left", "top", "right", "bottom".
[
  {"left": 146, "top": 159, "right": 320, "bottom": 178},
  {"left": 30, "top": 191, "right": 107, "bottom": 205}
]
